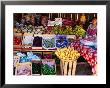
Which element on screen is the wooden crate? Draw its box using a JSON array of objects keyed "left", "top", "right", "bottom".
[{"left": 60, "top": 60, "right": 77, "bottom": 75}]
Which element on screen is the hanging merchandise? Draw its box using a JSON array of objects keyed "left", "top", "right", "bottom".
[
  {"left": 25, "top": 15, "right": 31, "bottom": 26},
  {"left": 35, "top": 15, "right": 41, "bottom": 26},
  {"left": 31, "top": 15, "right": 35, "bottom": 26},
  {"left": 80, "top": 13, "right": 86, "bottom": 24},
  {"left": 41, "top": 16, "right": 48, "bottom": 27},
  {"left": 47, "top": 20, "right": 55, "bottom": 26}
]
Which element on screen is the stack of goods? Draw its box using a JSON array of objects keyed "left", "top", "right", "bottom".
[
  {"left": 16, "top": 52, "right": 41, "bottom": 63},
  {"left": 32, "top": 36, "right": 42, "bottom": 47},
  {"left": 55, "top": 35, "right": 68, "bottom": 48},
  {"left": 52, "top": 26, "right": 74, "bottom": 35},
  {"left": 22, "top": 33, "right": 34, "bottom": 48},
  {"left": 14, "top": 52, "right": 41, "bottom": 75},
  {"left": 46, "top": 26, "right": 54, "bottom": 34},
  {"left": 41, "top": 59, "right": 56, "bottom": 75},
  {"left": 73, "top": 25, "right": 86, "bottom": 37},
  {"left": 14, "top": 33, "right": 22, "bottom": 48},
  {"left": 42, "top": 36, "right": 55, "bottom": 49},
  {"left": 34, "top": 26, "right": 45, "bottom": 34}
]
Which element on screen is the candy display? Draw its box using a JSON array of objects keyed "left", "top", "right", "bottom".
[
  {"left": 41, "top": 59, "right": 56, "bottom": 75},
  {"left": 42, "top": 36, "right": 55, "bottom": 49}
]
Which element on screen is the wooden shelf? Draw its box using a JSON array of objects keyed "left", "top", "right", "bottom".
[{"left": 14, "top": 48, "right": 56, "bottom": 52}]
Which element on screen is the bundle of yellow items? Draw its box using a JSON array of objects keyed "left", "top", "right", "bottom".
[{"left": 55, "top": 47, "right": 80, "bottom": 61}]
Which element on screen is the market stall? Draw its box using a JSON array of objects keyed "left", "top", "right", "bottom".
[{"left": 13, "top": 13, "right": 97, "bottom": 75}]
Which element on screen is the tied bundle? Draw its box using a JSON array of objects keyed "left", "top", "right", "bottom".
[{"left": 55, "top": 47, "right": 80, "bottom": 61}]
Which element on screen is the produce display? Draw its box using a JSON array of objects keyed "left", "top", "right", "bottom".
[
  {"left": 14, "top": 36, "right": 22, "bottom": 45},
  {"left": 42, "top": 37, "right": 55, "bottom": 49},
  {"left": 41, "top": 59, "right": 56, "bottom": 75},
  {"left": 55, "top": 47, "right": 80, "bottom": 61},
  {"left": 16, "top": 52, "right": 41, "bottom": 63},
  {"left": 73, "top": 25, "right": 86, "bottom": 37},
  {"left": 52, "top": 26, "right": 75, "bottom": 35},
  {"left": 32, "top": 61, "right": 41, "bottom": 75},
  {"left": 55, "top": 35, "right": 68, "bottom": 48}
]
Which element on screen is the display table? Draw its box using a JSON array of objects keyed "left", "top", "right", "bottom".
[{"left": 71, "top": 40, "right": 97, "bottom": 75}]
